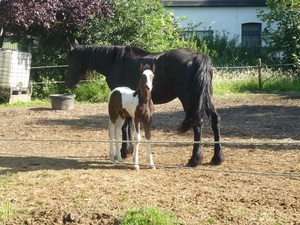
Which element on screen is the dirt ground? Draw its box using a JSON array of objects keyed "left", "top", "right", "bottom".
[{"left": 0, "top": 94, "right": 300, "bottom": 225}]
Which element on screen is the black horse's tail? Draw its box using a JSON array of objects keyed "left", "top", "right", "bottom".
[{"left": 177, "top": 55, "right": 214, "bottom": 134}]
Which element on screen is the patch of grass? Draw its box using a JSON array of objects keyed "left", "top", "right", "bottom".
[
  {"left": 0, "top": 200, "right": 14, "bottom": 223},
  {"left": 36, "top": 170, "right": 52, "bottom": 178},
  {"left": 118, "top": 206, "right": 182, "bottom": 225},
  {"left": 0, "top": 99, "right": 50, "bottom": 108},
  {"left": 263, "top": 78, "right": 300, "bottom": 92},
  {"left": 205, "top": 216, "right": 216, "bottom": 224},
  {"left": 0, "top": 173, "right": 17, "bottom": 223},
  {"left": 119, "top": 196, "right": 129, "bottom": 203},
  {"left": 73, "top": 189, "right": 91, "bottom": 208},
  {"left": 0, "top": 173, "right": 13, "bottom": 188},
  {"left": 213, "top": 79, "right": 259, "bottom": 94},
  {"left": 213, "top": 68, "right": 300, "bottom": 94}
]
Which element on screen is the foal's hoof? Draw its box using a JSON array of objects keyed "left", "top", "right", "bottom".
[{"left": 134, "top": 165, "right": 140, "bottom": 170}]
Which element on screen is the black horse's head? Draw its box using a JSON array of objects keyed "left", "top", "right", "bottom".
[{"left": 65, "top": 39, "right": 85, "bottom": 88}]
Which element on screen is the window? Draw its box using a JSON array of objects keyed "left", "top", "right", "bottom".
[
  {"left": 183, "top": 30, "right": 214, "bottom": 40},
  {"left": 242, "top": 23, "right": 262, "bottom": 53}
]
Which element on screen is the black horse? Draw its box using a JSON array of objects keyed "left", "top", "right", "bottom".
[{"left": 65, "top": 40, "right": 225, "bottom": 167}]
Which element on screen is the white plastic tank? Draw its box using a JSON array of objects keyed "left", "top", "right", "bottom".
[{"left": 0, "top": 49, "right": 32, "bottom": 91}]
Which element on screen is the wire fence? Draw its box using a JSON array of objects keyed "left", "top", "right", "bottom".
[
  {"left": 1, "top": 137, "right": 299, "bottom": 178},
  {"left": 1, "top": 62, "right": 299, "bottom": 177},
  {"left": 29, "top": 61, "right": 298, "bottom": 88},
  {"left": 1, "top": 137, "right": 300, "bottom": 146},
  {"left": 1, "top": 150, "right": 299, "bottom": 178}
]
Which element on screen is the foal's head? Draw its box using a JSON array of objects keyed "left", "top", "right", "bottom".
[{"left": 138, "top": 63, "right": 155, "bottom": 95}]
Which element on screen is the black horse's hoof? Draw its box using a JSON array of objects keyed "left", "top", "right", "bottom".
[
  {"left": 210, "top": 153, "right": 225, "bottom": 165},
  {"left": 121, "top": 144, "right": 134, "bottom": 158},
  {"left": 186, "top": 155, "right": 203, "bottom": 167}
]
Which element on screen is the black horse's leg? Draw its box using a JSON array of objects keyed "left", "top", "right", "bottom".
[
  {"left": 121, "top": 117, "right": 134, "bottom": 158},
  {"left": 186, "top": 119, "right": 204, "bottom": 167},
  {"left": 209, "top": 109, "right": 225, "bottom": 165}
]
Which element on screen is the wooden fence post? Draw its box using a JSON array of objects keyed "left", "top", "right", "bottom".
[{"left": 258, "top": 58, "right": 262, "bottom": 90}]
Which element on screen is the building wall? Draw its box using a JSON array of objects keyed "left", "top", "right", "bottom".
[
  {"left": 166, "top": 6, "right": 274, "bottom": 45},
  {"left": 2, "top": 37, "right": 19, "bottom": 50}
]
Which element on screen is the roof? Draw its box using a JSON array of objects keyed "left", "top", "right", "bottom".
[{"left": 161, "top": 0, "right": 266, "bottom": 7}]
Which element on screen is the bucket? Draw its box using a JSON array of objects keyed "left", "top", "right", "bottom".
[{"left": 50, "top": 94, "right": 75, "bottom": 110}]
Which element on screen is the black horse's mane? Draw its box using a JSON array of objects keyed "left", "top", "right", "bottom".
[
  {"left": 124, "top": 45, "right": 150, "bottom": 57},
  {"left": 72, "top": 44, "right": 152, "bottom": 74}
]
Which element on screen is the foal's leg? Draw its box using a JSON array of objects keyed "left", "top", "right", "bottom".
[
  {"left": 121, "top": 117, "right": 134, "bottom": 158},
  {"left": 144, "top": 120, "right": 155, "bottom": 169},
  {"left": 115, "top": 118, "right": 125, "bottom": 163},
  {"left": 132, "top": 120, "right": 141, "bottom": 170}
]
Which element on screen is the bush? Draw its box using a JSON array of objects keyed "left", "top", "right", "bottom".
[
  {"left": 185, "top": 29, "right": 261, "bottom": 67},
  {"left": 75, "top": 75, "right": 110, "bottom": 103}
]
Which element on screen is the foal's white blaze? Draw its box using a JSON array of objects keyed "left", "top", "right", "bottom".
[{"left": 142, "top": 69, "right": 154, "bottom": 90}]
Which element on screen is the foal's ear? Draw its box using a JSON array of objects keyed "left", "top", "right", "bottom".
[
  {"left": 151, "top": 63, "right": 155, "bottom": 73},
  {"left": 139, "top": 63, "right": 143, "bottom": 71}
]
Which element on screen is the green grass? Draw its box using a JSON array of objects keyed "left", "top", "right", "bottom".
[
  {"left": 0, "top": 200, "right": 14, "bottom": 224},
  {"left": 262, "top": 78, "right": 300, "bottom": 92},
  {"left": 0, "top": 173, "right": 13, "bottom": 188},
  {"left": 0, "top": 173, "right": 15, "bottom": 223},
  {"left": 0, "top": 99, "right": 50, "bottom": 108},
  {"left": 213, "top": 79, "right": 259, "bottom": 94},
  {"left": 118, "top": 206, "right": 182, "bottom": 225},
  {"left": 213, "top": 68, "right": 300, "bottom": 95}
]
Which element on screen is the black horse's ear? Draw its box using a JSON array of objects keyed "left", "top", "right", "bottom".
[{"left": 67, "top": 38, "right": 74, "bottom": 51}]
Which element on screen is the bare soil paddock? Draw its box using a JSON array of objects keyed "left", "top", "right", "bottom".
[{"left": 0, "top": 94, "right": 300, "bottom": 224}]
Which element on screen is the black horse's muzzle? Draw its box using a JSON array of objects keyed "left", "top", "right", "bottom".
[{"left": 65, "top": 77, "right": 79, "bottom": 89}]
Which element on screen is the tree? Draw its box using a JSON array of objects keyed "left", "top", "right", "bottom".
[
  {"left": 75, "top": 0, "right": 195, "bottom": 52},
  {"left": 257, "top": 0, "right": 300, "bottom": 63},
  {"left": 0, "top": 0, "right": 112, "bottom": 47}
]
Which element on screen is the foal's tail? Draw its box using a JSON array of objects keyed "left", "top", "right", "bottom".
[{"left": 177, "top": 54, "right": 214, "bottom": 133}]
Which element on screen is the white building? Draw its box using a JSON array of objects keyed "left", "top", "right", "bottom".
[{"left": 162, "top": 0, "right": 273, "bottom": 48}]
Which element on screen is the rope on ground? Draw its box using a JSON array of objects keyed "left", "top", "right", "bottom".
[{"left": 0, "top": 151, "right": 299, "bottom": 178}]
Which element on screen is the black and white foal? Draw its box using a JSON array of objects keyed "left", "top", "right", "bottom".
[{"left": 108, "top": 63, "right": 155, "bottom": 170}]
